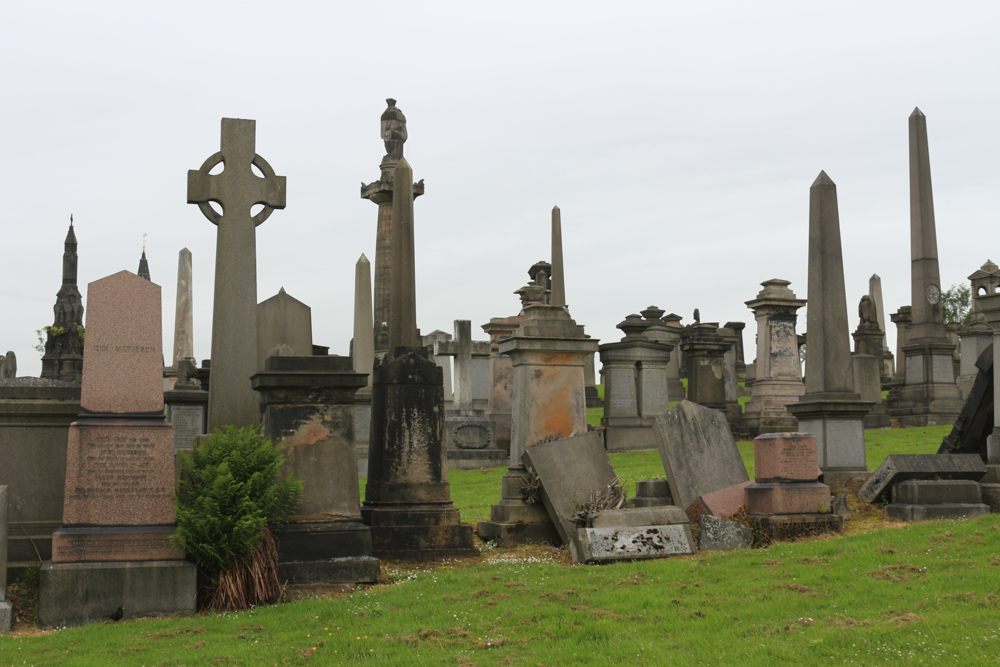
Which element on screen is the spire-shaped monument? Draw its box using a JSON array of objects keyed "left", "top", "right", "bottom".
[
  {"left": 137, "top": 252, "right": 150, "bottom": 281},
  {"left": 550, "top": 206, "right": 566, "bottom": 308},
  {"left": 361, "top": 99, "right": 425, "bottom": 354},
  {"left": 889, "top": 108, "right": 963, "bottom": 426},
  {"left": 787, "top": 172, "right": 873, "bottom": 491},
  {"left": 41, "top": 215, "right": 85, "bottom": 383},
  {"left": 362, "top": 157, "right": 477, "bottom": 559}
]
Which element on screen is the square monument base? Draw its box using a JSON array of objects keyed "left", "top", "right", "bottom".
[
  {"left": 52, "top": 526, "right": 185, "bottom": 563},
  {"left": 447, "top": 448, "right": 509, "bottom": 470},
  {"left": 748, "top": 513, "right": 843, "bottom": 542},
  {"left": 276, "top": 522, "right": 380, "bottom": 584},
  {"left": 39, "top": 559, "right": 196, "bottom": 628},
  {"left": 362, "top": 505, "right": 479, "bottom": 560},
  {"left": 477, "top": 469, "right": 561, "bottom": 545}
]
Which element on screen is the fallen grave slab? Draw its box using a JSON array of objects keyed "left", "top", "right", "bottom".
[{"left": 858, "top": 454, "right": 987, "bottom": 504}]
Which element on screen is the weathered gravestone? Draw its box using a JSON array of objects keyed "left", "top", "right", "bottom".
[
  {"left": 698, "top": 514, "right": 752, "bottom": 552},
  {"left": 39, "top": 271, "right": 195, "bottom": 628},
  {"left": 361, "top": 158, "right": 477, "bottom": 559},
  {"left": 653, "top": 400, "right": 750, "bottom": 511},
  {"left": 252, "top": 356, "right": 380, "bottom": 583},
  {"left": 257, "top": 288, "right": 313, "bottom": 370},
  {"left": 434, "top": 320, "right": 504, "bottom": 469},
  {"left": 0, "top": 352, "right": 15, "bottom": 380},
  {"left": 858, "top": 454, "right": 987, "bottom": 505},
  {"left": 188, "top": 118, "right": 286, "bottom": 432},
  {"left": 0, "top": 486, "right": 11, "bottom": 633},
  {"left": 521, "top": 433, "right": 694, "bottom": 564},
  {"left": 885, "top": 479, "right": 989, "bottom": 522},
  {"left": 681, "top": 324, "right": 729, "bottom": 411},
  {"left": 746, "top": 432, "right": 842, "bottom": 540}
]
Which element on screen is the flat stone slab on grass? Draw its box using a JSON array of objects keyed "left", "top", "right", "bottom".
[
  {"left": 858, "top": 454, "right": 987, "bottom": 504},
  {"left": 570, "top": 524, "right": 695, "bottom": 564},
  {"left": 698, "top": 515, "right": 752, "bottom": 551},
  {"left": 654, "top": 401, "right": 750, "bottom": 509}
]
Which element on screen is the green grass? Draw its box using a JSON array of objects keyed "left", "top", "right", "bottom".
[
  {"left": 7, "top": 514, "right": 1000, "bottom": 665},
  {"left": 5, "top": 426, "right": 975, "bottom": 665}
]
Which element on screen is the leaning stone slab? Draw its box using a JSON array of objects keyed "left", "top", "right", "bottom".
[
  {"left": 654, "top": 401, "right": 749, "bottom": 509},
  {"left": 698, "top": 515, "right": 752, "bottom": 552},
  {"left": 569, "top": 524, "right": 695, "bottom": 564},
  {"left": 685, "top": 481, "right": 752, "bottom": 524},
  {"left": 521, "top": 431, "right": 617, "bottom": 544},
  {"left": 858, "top": 454, "right": 987, "bottom": 504}
]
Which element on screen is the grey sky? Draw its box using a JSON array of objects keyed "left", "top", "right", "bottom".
[{"left": 2, "top": 2, "right": 997, "bottom": 377}]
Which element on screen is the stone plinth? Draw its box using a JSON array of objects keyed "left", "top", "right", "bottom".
[
  {"left": 742, "top": 279, "right": 806, "bottom": 437},
  {"left": 362, "top": 346, "right": 477, "bottom": 559},
  {"left": 482, "top": 315, "right": 521, "bottom": 452},
  {"left": 477, "top": 304, "right": 598, "bottom": 545},
  {"left": 886, "top": 480, "right": 989, "bottom": 522},
  {"left": 746, "top": 483, "right": 830, "bottom": 514},
  {"left": 0, "top": 378, "right": 79, "bottom": 583},
  {"left": 858, "top": 453, "right": 987, "bottom": 504},
  {"left": 164, "top": 387, "right": 207, "bottom": 451},
  {"left": 257, "top": 288, "right": 313, "bottom": 370},
  {"left": 40, "top": 271, "right": 194, "bottom": 627},
  {"left": 251, "top": 355, "right": 379, "bottom": 583},
  {"left": 786, "top": 398, "right": 872, "bottom": 491},
  {"left": 681, "top": 323, "right": 729, "bottom": 411},
  {"left": 599, "top": 316, "right": 672, "bottom": 452}
]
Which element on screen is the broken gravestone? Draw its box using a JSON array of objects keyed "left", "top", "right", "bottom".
[
  {"left": 858, "top": 454, "right": 987, "bottom": 504},
  {"left": 654, "top": 400, "right": 750, "bottom": 509},
  {"left": 698, "top": 514, "right": 752, "bottom": 552},
  {"left": 521, "top": 432, "right": 694, "bottom": 564}
]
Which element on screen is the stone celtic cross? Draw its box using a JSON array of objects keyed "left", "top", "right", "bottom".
[
  {"left": 187, "top": 118, "right": 286, "bottom": 431},
  {"left": 434, "top": 320, "right": 490, "bottom": 410}
]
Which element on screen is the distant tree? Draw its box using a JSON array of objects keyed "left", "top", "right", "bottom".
[{"left": 942, "top": 282, "right": 971, "bottom": 326}]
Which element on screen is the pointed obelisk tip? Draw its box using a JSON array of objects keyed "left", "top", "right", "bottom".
[
  {"left": 910, "top": 106, "right": 924, "bottom": 118},
  {"left": 811, "top": 170, "right": 834, "bottom": 187},
  {"left": 871, "top": 272, "right": 880, "bottom": 280},
  {"left": 358, "top": 252, "right": 369, "bottom": 263},
  {"left": 279, "top": 286, "right": 286, "bottom": 295},
  {"left": 552, "top": 205, "right": 560, "bottom": 213},
  {"left": 395, "top": 155, "right": 411, "bottom": 171}
]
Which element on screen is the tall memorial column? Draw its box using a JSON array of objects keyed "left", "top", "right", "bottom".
[
  {"left": 787, "top": 172, "right": 872, "bottom": 491},
  {"left": 360, "top": 99, "right": 425, "bottom": 354},
  {"left": 889, "top": 108, "right": 963, "bottom": 425},
  {"left": 187, "top": 118, "right": 286, "bottom": 432},
  {"left": 869, "top": 274, "right": 895, "bottom": 382},
  {"left": 742, "top": 279, "right": 806, "bottom": 437}
]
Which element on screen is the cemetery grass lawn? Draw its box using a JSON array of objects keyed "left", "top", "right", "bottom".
[
  {"left": 6, "top": 514, "right": 1000, "bottom": 665},
  {"left": 5, "top": 425, "right": 979, "bottom": 665}
]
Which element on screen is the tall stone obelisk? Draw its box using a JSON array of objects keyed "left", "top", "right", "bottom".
[
  {"left": 361, "top": 99, "right": 424, "bottom": 354},
  {"left": 352, "top": 253, "right": 375, "bottom": 475},
  {"left": 889, "top": 108, "right": 963, "bottom": 426},
  {"left": 868, "top": 273, "right": 894, "bottom": 382},
  {"left": 787, "top": 172, "right": 872, "bottom": 491},
  {"left": 362, "top": 158, "right": 477, "bottom": 559},
  {"left": 550, "top": 206, "right": 566, "bottom": 308},
  {"left": 173, "top": 248, "right": 194, "bottom": 366}
]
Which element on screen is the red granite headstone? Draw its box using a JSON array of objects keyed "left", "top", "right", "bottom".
[{"left": 52, "top": 271, "right": 182, "bottom": 563}]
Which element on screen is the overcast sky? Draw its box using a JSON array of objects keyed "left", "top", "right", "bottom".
[{"left": 2, "top": 2, "right": 998, "bottom": 378}]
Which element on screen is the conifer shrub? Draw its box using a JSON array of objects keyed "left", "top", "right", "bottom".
[{"left": 172, "top": 425, "right": 303, "bottom": 611}]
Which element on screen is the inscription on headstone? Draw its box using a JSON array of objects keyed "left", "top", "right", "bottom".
[{"left": 169, "top": 405, "right": 204, "bottom": 450}]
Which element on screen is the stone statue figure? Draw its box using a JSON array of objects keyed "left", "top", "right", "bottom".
[
  {"left": 693, "top": 308, "right": 701, "bottom": 324},
  {"left": 858, "top": 295, "right": 878, "bottom": 330},
  {"left": 380, "top": 98, "right": 407, "bottom": 159},
  {"left": 175, "top": 357, "right": 200, "bottom": 389}
]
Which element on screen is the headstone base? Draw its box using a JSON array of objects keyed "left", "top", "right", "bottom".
[
  {"left": 585, "top": 386, "right": 603, "bottom": 408},
  {"left": 603, "top": 416, "right": 657, "bottom": 452},
  {"left": 740, "top": 412, "right": 800, "bottom": 439},
  {"left": 363, "top": 505, "right": 478, "bottom": 559},
  {"left": 886, "top": 503, "right": 989, "bottom": 522},
  {"left": 748, "top": 513, "right": 843, "bottom": 541},
  {"left": 746, "top": 482, "right": 831, "bottom": 515},
  {"left": 38, "top": 559, "right": 196, "bottom": 628},
  {"left": 630, "top": 479, "right": 673, "bottom": 507},
  {"left": 0, "top": 600, "right": 10, "bottom": 634},
  {"left": 446, "top": 448, "right": 508, "bottom": 470},
  {"left": 477, "top": 469, "right": 561, "bottom": 545},
  {"left": 276, "top": 522, "right": 379, "bottom": 584},
  {"left": 51, "top": 526, "right": 184, "bottom": 562},
  {"left": 787, "top": 397, "right": 872, "bottom": 492}
]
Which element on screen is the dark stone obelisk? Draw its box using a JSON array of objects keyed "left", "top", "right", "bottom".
[
  {"left": 787, "top": 172, "right": 872, "bottom": 491},
  {"left": 362, "top": 157, "right": 477, "bottom": 559},
  {"left": 889, "top": 108, "right": 963, "bottom": 426}
]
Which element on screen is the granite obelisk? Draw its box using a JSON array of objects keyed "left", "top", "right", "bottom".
[
  {"left": 550, "top": 206, "right": 566, "bottom": 308},
  {"left": 868, "top": 273, "right": 894, "bottom": 381},
  {"left": 889, "top": 108, "right": 963, "bottom": 426},
  {"left": 787, "top": 172, "right": 872, "bottom": 491},
  {"left": 352, "top": 253, "right": 375, "bottom": 475},
  {"left": 172, "top": 248, "right": 194, "bottom": 366},
  {"left": 187, "top": 118, "right": 286, "bottom": 431}
]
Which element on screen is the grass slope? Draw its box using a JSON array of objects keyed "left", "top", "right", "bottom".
[{"left": 5, "top": 425, "right": 989, "bottom": 667}]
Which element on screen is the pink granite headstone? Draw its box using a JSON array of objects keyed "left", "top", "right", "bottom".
[
  {"left": 753, "top": 432, "right": 823, "bottom": 482},
  {"left": 53, "top": 271, "right": 182, "bottom": 563}
]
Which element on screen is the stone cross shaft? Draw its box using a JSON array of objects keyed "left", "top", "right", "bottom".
[
  {"left": 434, "top": 320, "right": 490, "bottom": 410},
  {"left": 187, "top": 118, "right": 286, "bottom": 431}
]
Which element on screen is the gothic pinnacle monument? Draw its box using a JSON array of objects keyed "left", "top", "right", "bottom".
[
  {"left": 41, "top": 215, "right": 85, "bottom": 383},
  {"left": 361, "top": 99, "right": 425, "bottom": 354},
  {"left": 888, "top": 108, "right": 963, "bottom": 426}
]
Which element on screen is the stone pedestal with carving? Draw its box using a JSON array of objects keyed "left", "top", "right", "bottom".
[
  {"left": 681, "top": 323, "right": 728, "bottom": 412},
  {"left": 477, "top": 305, "right": 598, "bottom": 544},
  {"left": 252, "top": 356, "right": 380, "bottom": 583}
]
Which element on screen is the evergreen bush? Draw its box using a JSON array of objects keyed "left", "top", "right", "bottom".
[{"left": 172, "top": 425, "right": 302, "bottom": 610}]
